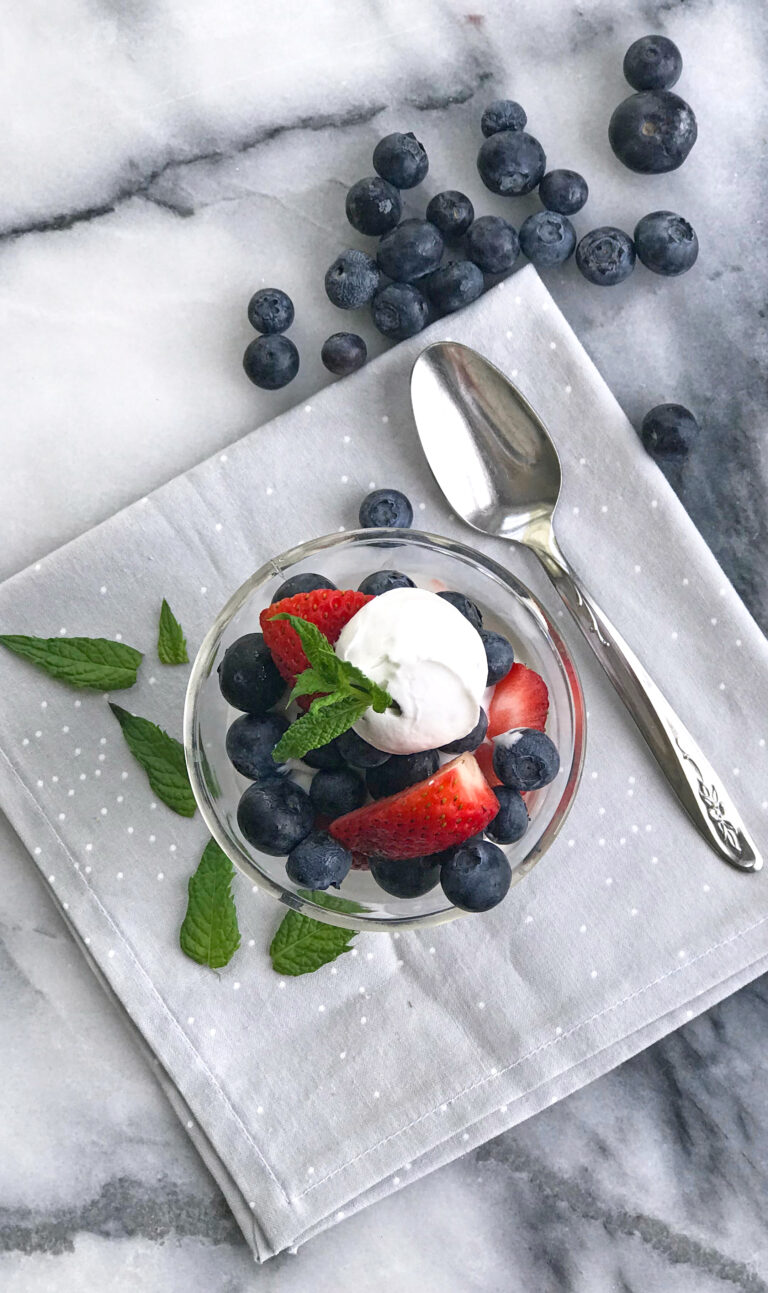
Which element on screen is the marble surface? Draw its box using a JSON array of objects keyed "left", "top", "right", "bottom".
[{"left": 1, "top": 0, "right": 767, "bottom": 1289}]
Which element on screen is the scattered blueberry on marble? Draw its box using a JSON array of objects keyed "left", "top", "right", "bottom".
[
  {"left": 370, "top": 855, "right": 442, "bottom": 898},
  {"left": 373, "top": 131, "right": 429, "bottom": 188},
  {"left": 301, "top": 737, "right": 345, "bottom": 771},
  {"left": 286, "top": 830, "right": 352, "bottom": 890},
  {"left": 271, "top": 572, "right": 336, "bottom": 602},
  {"left": 634, "top": 211, "right": 698, "bottom": 276},
  {"left": 309, "top": 767, "right": 367, "bottom": 817},
  {"left": 480, "top": 99, "right": 527, "bottom": 137},
  {"left": 371, "top": 282, "right": 429, "bottom": 340},
  {"left": 377, "top": 218, "right": 444, "bottom": 283},
  {"left": 336, "top": 727, "right": 391, "bottom": 769},
  {"left": 440, "top": 838, "right": 512, "bottom": 912},
  {"left": 477, "top": 130, "right": 546, "bottom": 195},
  {"left": 479, "top": 629, "right": 515, "bottom": 686},
  {"left": 609, "top": 90, "right": 697, "bottom": 173},
  {"left": 346, "top": 176, "right": 402, "bottom": 235},
  {"left": 324, "top": 249, "right": 380, "bottom": 309},
  {"left": 465, "top": 215, "right": 520, "bottom": 275},
  {"left": 486, "top": 786, "right": 529, "bottom": 845},
  {"left": 426, "top": 190, "right": 475, "bottom": 240},
  {"left": 424, "top": 260, "right": 484, "bottom": 313},
  {"left": 575, "top": 227, "right": 636, "bottom": 286},
  {"left": 366, "top": 749, "right": 440, "bottom": 799},
  {"left": 247, "top": 288, "right": 294, "bottom": 335},
  {"left": 493, "top": 728, "right": 560, "bottom": 791},
  {"left": 218, "top": 632, "right": 285, "bottom": 713},
  {"left": 441, "top": 708, "right": 488, "bottom": 754},
  {"left": 359, "top": 487, "right": 414, "bottom": 529},
  {"left": 358, "top": 569, "right": 415, "bottom": 595},
  {"left": 237, "top": 778, "right": 314, "bottom": 855},
  {"left": 538, "top": 169, "right": 588, "bottom": 215},
  {"left": 226, "top": 713, "right": 289, "bottom": 780},
  {"left": 243, "top": 335, "right": 300, "bottom": 389},
  {"left": 519, "top": 211, "right": 577, "bottom": 268},
  {"left": 640, "top": 403, "right": 700, "bottom": 460},
  {"left": 437, "top": 590, "right": 483, "bottom": 630},
  {"left": 321, "top": 332, "right": 368, "bottom": 376},
  {"left": 623, "top": 34, "right": 682, "bottom": 91}
]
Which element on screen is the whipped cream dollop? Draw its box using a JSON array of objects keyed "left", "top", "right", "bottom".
[{"left": 335, "top": 587, "right": 487, "bottom": 755}]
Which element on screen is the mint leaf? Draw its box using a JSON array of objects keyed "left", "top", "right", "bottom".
[
  {"left": 273, "top": 613, "right": 340, "bottom": 676},
  {"left": 287, "top": 667, "right": 332, "bottom": 702},
  {"left": 270, "top": 906, "right": 356, "bottom": 976},
  {"left": 157, "top": 600, "right": 188, "bottom": 665},
  {"left": 180, "top": 838, "right": 240, "bottom": 968},
  {"left": 298, "top": 888, "right": 366, "bottom": 915},
  {"left": 273, "top": 695, "right": 368, "bottom": 762},
  {"left": 0, "top": 635, "right": 142, "bottom": 690},
  {"left": 109, "top": 703, "right": 196, "bottom": 817}
]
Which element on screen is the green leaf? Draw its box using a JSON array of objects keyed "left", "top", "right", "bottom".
[
  {"left": 287, "top": 667, "right": 332, "bottom": 702},
  {"left": 180, "top": 838, "right": 240, "bottom": 968},
  {"left": 0, "top": 635, "right": 142, "bottom": 690},
  {"left": 157, "top": 600, "right": 189, "bottom": 665},
  {"left": 297, "top": 888, "right": 366, "bottom": 915},
  {"left": 273, "top": 613, "right": 340, "bottom": 674},
  {"left": 270, "top": 906, "right": 356, "bottom": 976},
  {"left": 273, "top": 695, "right": 368, "bottom": 762},
  {"left": 109, "top": 703, "right": 196, "bottom": 817},
  {"left": 341, "top": 661, "right": 394, "bottom": 713}
]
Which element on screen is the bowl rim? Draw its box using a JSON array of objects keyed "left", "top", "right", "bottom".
[{"left": 184, "top": 528, "right": 587, "bottom": 932}]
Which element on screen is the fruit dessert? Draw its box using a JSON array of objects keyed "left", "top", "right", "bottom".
[{"left": 218, "top": 507, "right": 560, "bottom": 915}]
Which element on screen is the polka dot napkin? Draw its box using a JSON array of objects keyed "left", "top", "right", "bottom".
[{"left": 1, "top": 266, "right": 767, "bottom": 1260}]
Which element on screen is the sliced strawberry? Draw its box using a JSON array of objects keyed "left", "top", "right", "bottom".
[
  {"left": 260, "top": 589, "right": 372, "bottom": 682},
  {"left": 475, "top": 742, "right": 502, "bottom": 787},
  {"left": 330, "top": 752, "right": 498, "bottom": 859},
  {"left": 488, "top": 663, "right": 549, "bottom": 739}
]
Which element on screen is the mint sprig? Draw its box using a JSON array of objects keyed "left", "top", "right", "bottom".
[
  {"left": 271, "top": 614, "right": 395, "bottom": 762},
  {"left": 180, "top": 838, "right": 241, "bottom": 968},
  {"left": 270, "top": 899, "right": 356, "bottom": 976},
  {"left": 0, "top": 634, "right": 142, "bottom": 690},
  {"left": 157, "top": 599, "right": 189, "bottom": 665},
  {"left": 109, "top": 703, "right": 196, "bottom": 817}
]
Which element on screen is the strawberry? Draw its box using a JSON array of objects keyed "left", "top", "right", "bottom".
[
  {"left": 488, "top": 663, "right": 549, "bottom": 739},
  {"left": 330, "top": 752, "right": 498, "bottom": 859},
  {"left": 475, "top": 742, "right": 502, "bottom": 787},
  {"left": 260, "top": 588, "right": 372, "bottom": 681}
]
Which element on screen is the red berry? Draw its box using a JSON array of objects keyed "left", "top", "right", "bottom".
[
  {"left": 488, "top": 664, "right": 549, "bottom": 739},
  {"left": 475, "top": 742, "right": 502, "bottom": 787},
  {"left": 330, "top": 752, "right": 498, "bottom": 859},
  {"left": 260, "top": 589, "right": 372, "bottom": 681}
]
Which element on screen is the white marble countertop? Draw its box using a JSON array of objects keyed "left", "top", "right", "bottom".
[{"left": 2, "top": 2, "right": 767, "bottom": 1289}]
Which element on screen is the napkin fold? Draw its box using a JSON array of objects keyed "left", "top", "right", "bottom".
[{"left": 1, "top": 267, "right": 767, "bottom": 1260}]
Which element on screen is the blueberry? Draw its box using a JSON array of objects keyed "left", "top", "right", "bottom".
[
  {"left": 486, "top": 786, "right": 529, "bottom": 844},
  {"left": 271, "top": 572, "right": 336, "bottom": 602},
  {"left": 321, "top": 332, "right": 368, "bottom": 376},
  {"left": 309, "top": 767, "right": 366, "bottom": 818},
  {"left": 373, "top": 132, "right": 429, "bottom": 189},
  {"left": 247, "top": 288, "right": 294, "bottom": 335},
  {"left": 371, "top": 283, "right": 429, "bottom": 340},
  {"left": 465, "top": 215, "right": 519, "bottom": 275},
  {"left": 226, "top": 713, "right": 289, "bottom": 780},
  {"left": 301, "top": 738, "right": 345, "bottom": 771},
  {"left": 539, "top": 169, "right": 588, "bottom": 216},
  {"left": 359, "top": 488, "right": 414, "bottom": 529},
  {"left": 441, "top": 708, "right": 488, "bottom": 754},
  {"left": 324, "top": 249, "right": 380, "bottom": 311},
  {"left": 366, "top": 750, "right": 440, "bottom": 800},
  {"left": 369, "top": 855, "right": 441, "bottom": 898},
  {"left": 575, "top": 227, "right": 636, "bottom": 286},
  {"left": 426, "top": 190, "right": 475, "bottom": 240},
  {"left": 479, "top": 629, "right": 515, "bottom": 685},
  {"left": 492, "top": 728, "right": 560, "bottom": 791},
  {"left": 480, "top": 100, "right": 527, "bottom": 137},
  {"left": 477, "top": 130, "right": 546, "bottom": 196},
  {"left": 358, "top": 569, "right": 415, "bottom": 596},
  {"left": 437, "top": 590, "right": 483, "bottom": 630},
  {"left": 242, "top": 335, "right": 299, "bottom": 390},
  {"left": 609, "top": 91, "right": 697, "bottom": 174},
  {"left": 440, "top": 838, "right": 512, "bottom": 912},
  {"left": 634, "top": 211, "right": 698, "bottom": 277},
  {"left": 218, "top": 633, "right": 285, "bottom": 713},
  {"left": 346, "top": 176, "right": 402, "bottom": 236},
  {"left": 519, "top": 211, "right": 576, "bottom": 268},
  {"left": 377, "top": 219, "right": 444, "bottom": 283},
  {"left": 423, "top": 260, "right": 484, "bottom": 314},
  {"left": 286, "top": 830, "right": 352, "bottom": 890},
  {"left": 640, "top": 404, "right": 699, "bottom": 460},
  {"left": 237, "top": 778, "right": 314, "bottom": 855},
  {"left": 623, "top": 35, "right": 682, "bottom": 91},
  {"left": 336, "top": 728, "right": 391, "bottom": 769}
]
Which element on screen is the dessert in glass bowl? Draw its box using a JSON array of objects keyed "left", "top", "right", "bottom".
[{"left": 184, "top": 527, "right": 585, "bottom": 931}]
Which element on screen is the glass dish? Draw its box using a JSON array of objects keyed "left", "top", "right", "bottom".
[{"left": 184, "top": 530, "right": 586, "bottom": 931}]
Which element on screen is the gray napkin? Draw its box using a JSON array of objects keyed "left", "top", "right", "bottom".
[{"left": 1, "top": 267, "right": 767, "bottom": 1260}]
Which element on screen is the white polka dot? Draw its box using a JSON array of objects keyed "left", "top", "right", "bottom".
[
  {"left": 634, "top": 565, "right": 641, "bottom": 573},
  {"left": 265, "top": 487, "right": 273, "bottom": 497},
  {"left": 339, "top": 1051, "right": 346, "bottom": 1059},
  {"left": 114, "top": 634, "right": 122, "bottom": 642},
  {"left": 85, "top": 843, "right": 93, "bottom": 852},
  {"left": 360, "top": 1016, "right": 367, "bottom": 1025},
  {"left": 572, "top": 506, "right": 579, "bottom": 515},
  {"left": 736, "top": 638, "right": 742, "bottom": 647},
  {"left": 630, "top": 907, "right": 638, "bottom": 917},
  {"left": 350, "top": 948, "right": 358, "bottom": 957},
  {"left": 440, "top": 1103, "right": 448, "bottom": 1113},
  {"left": 59, "top": 628, "right": 66, "bottom": 636},
  {"left": 600, "top": 505, "right": 608, "bottom": 514},
  {"left": 678, "top": 950, "right": 686, "bottom": 960},
  {"left": 564, "top": 384, "right": 572, "bottom": 394},
  {"left": 34, "top": 563, "right": 41, "bottom": 572},
  {"left": 590, "top": 969, "right": 598, "bottom": 979},
  {"left": 605, "top": 877, "right": 613, "bottom": 886},
  {"left": 220, "top": 453, "right": 228, "bottom": 462},
  {"left": 505, "top": 330, "right": 513, "bottom": 340},
  {"left": 368, "top": 481, "right": 376, "bottom": 490},
  {"left": 651, "top": 856, "right": 659, "bottom": 865},
  {"left": 100, "top": 585, "right": 107, "bottom": 595},
  {"left": 671, "top": 631, "right": 678, "bottom": 641},
  {"left": 108, "top": 949, "right": 115, "bottom": 958},
  {"left": 304, "top": 405, "right": 312, "bottom": 414},
  {"left": 215, "top": 523, "right": 222, "bottom": 533},
  {"left": 365, "top": 951, "right": 374, "bottom": 961},
  {"left": 186, "top": 1119, "right": 193, "bottom": 1129},
  {"left": 524, "top": 914, "right": 533, "bottom": 925},
  {"left": 341, "top": 475, "right": 349, "bottom": 484},
  {"left": 121, "top": 771, "right": 128, "bottom": 780},
  {"left": 555, "top": 1026, "right": 562, "bottom": 1035},
  {"left": 711, "top": 618, "right": 718, "bottom": 626},
  {"left": 619, "top": 837, "right": 626, "bottom": 845},
  {"left": 703, "top": 884, "right": 710, "bottom": 893},
  {"left": 233, "top": 982, "right": 241, "bottom": 991},
  {"left": 58, "top": 812, "right": 66, "bottom": 821},
  {"left": 429, "top": 946, "right": 436, "bottom": 955},
  {"left": 22, "top": 738, "right": 29, "bottom": 747},
  {"left": 393, "top": 1175, "right": 401, "bottom": 1185},
  {"left": 462, "top": 1131, "right": 470, "bottom": 1141},
  {"left": 318, "top": 1004, "right": 325, "bottom": 1012},
  {"left": 343, "top": 434, "right": 351, "bottom": 444},
  {"left": 381, "top": 415, "right": 389, "bottom": 424},
  {"left": 116, "top": 794, "right": 123, "bottom": 804},
  {"left": 247, "top": 938, "right": 254, "bottom": 947},
  {"left": 418, "top": 502, "right": 426, "bottom": 511},
  {"left": 515, "top": 295, "right": 521, "bottom": 304},
  {"left": 74, "top": 747, "right": 81, "bottom": 756},
  {"left": 169, "top": 844, "right": 176, "bottom": 853},
  {"left": 48, "top": 874, "right": 55, "bottom": 884},
  {"left": 718, "top": 682, "right": 725, "bottom": 691},
  {"left": 279, "top": 981, "right": 286, "bottom": 989},
  {"left": 63, "top": 902, "right": 69, "bottom": 911},
  {"left": 733, "top": 767, "right": 740, "bottom": 776},
  {"left": 35, "top": 731, "right": 42, "bottom": 739},
  {"left": 567, "top": 839, "right": 575, "bottom": 848},
  {"left": 549, "top": 341, "right": 557, "bottom": 350},
  {"left": 209, "top": 1028, "right": 216, "bottom": 1037},
  {"left": 94, "top": 770, "right": 101, "bottom": 777},
  {"left": 36, "top": 779, "right": 43, "bottom": 788},
  {"left": 157, "top": 872, "right": 164, "bottom": 881},
  {"left": 682, "top": 577, "right": 689, "bottom": 587},
  {"left": 579, "top": 457, "right": 587, "bottom": 466},
  {"left": 67, "top": 789, "right": 74, "bottom": 798},
  {"left": 374, "top": 1090, "right": 380, "bottom": 1099},
  {"left": 149, "top": 834, "right": 156, "bottom": 843},
  {"left": 651, "top": 500, "right": 658, "bottom": 509},
  {"left": 84, "top": 937, "right": 90, "bottom": 945},
  {"left": 719, "top": 587, "right": 726, "bottom": 597},
  {"left": 336, "top": 1211, "right": 345, "bottom": 1222},
  {"left": 599, "top": 837, "right": 605, "bottom": 846}
]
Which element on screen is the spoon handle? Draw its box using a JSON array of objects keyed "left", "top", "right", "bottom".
[{"left": 537, "top": 543, "right": 761, "bottom": 872}]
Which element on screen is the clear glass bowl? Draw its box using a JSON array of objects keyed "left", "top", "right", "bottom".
[{"left": 184, "top": 530, "right": 586, "bottom": 932}]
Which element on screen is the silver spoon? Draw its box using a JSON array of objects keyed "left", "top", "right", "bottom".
[{"left": 411, "top": 341, "right": 760, "bottom": 872}]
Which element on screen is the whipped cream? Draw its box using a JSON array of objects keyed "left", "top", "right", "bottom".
[{"left": 335, "top": 587, "right": 487, "bottom": 755}]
